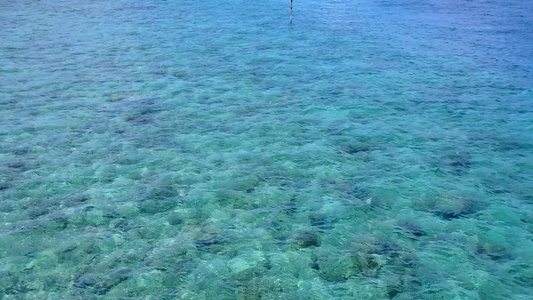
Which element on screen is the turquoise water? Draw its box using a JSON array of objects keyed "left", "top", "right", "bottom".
[{"left": 1, "top": 0, "right": 532, "bottom": 298}]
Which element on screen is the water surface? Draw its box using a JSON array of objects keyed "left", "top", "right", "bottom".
[{"left": 1, "top": 0, "right": 532, "bottom": 298}]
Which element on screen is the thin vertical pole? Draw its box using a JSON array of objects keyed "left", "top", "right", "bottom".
[{"left": 290, "top": 0, "right": 293, "bottom": 23}]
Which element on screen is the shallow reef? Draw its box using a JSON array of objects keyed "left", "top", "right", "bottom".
[{"left": 1, "top": 0, "right": 532, "bottom": 298}]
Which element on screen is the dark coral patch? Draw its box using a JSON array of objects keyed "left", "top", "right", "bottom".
[{"left": 293, "top": 231, "right": 321, "bottom": 248}]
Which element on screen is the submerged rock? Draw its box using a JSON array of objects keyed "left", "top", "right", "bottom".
[
  {"left": 349, "top": 235, "right": 420, "bottom": 278},
  {"left": 312, "top": 250, "right": 355, "bottom": 282},
  {"left": 293, "top": 231, "right": 321, "bottom": 248},
  {"left": 94, "top": 282, "right": 111, "bottom": 295},
  {"left": 138, "top": 198, "right": 179, "bottom": 214},
  {"left": 25, "top": 206, "right": 49, "bottom": 219},
  {"left": 310, "top": 255, "right": 320, "bottom": 271},
  {"left": 63, "top": 193, "right": 91, "bottom": 207},
  {"left": 73, "top": 274, "right": 98, "bottom": 288},
  {"left": 11, "top": 148, "right": 30, "bottom": 155},
  {"left": 350, "top": 184, "right": 372, "bottom": 200},
  {"left": 74, "top": 269, "right": 132, "bottom": 295},
  {"left": 108, "top": 268, "right": 133, "bottom": 286},
  {"left": 340, "top": 143, "right": 374, "bottom": 154},
  {"left": 476, "top": 241, "right": 510, "bottom": 261},
  {"left": 167, "top": 212, "right": 184, "bottom": 225},
  {"left": 351, "top": 251, "right": 382, "bottom": 277},
  {"left": 436, "top": 151, "right": 473, "bottom": 175},
  {"left": 432, "top": 198, "right": 478, "bottom": 220},
  {"left": 0, "top": 200, "right": 13, "bottom": 212},
  {"left": 431, "top": 210, "right": 463, "bottom": 220},
  {"left": 0, "top": 271, "right": 18, "bottom": 294},
  {"left": 395, "top": 221, "right": 426, "bottom": 238},
  {"left": 383, "top": 274, "right": 422, "bottom": 299},
  {"left": 8, "top": 161, "right": 26, "bottom": 170},
  {"left": 228, "top": 251, "right": 266, "bottom": 274},
  {"left": 0, "top": 182, "right": 10, "bottom": 191},
  {"left": 263, "top": 218, "right": 292, "bottom": 241},
  {"left": 138, "top": 186, "right": 181, "bottom": 214},
  {"left": 147, "top": 186, "right": 180, "bottom": 200},
  {"left": 414, "top": 194, "right": 483, "bottom": 221},
  {"left": 195, "top": 234, "right": 227, "bottom": 247},
  {"left": 126, "top": 115, "right": 152, "bottom": 125},
  {"left": 309, "top": 213, "right": 327, "bottom": 227},
  {"left": 279, "top": 200, "right": 298, "bottom": 214},
  {"left": 109, "top": 218, "right": 129, "bottom": 230},
  {"left": 46, "top": 212, "right": 70, "bottom": 230}
]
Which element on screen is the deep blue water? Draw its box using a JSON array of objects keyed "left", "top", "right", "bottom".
[{"left": 1, "top": 0, "right": 532, "bottom": 299}]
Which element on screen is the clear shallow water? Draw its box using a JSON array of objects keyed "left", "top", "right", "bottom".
[{"left": 1, "top": 0, "right": 532, "bottom": 298}]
